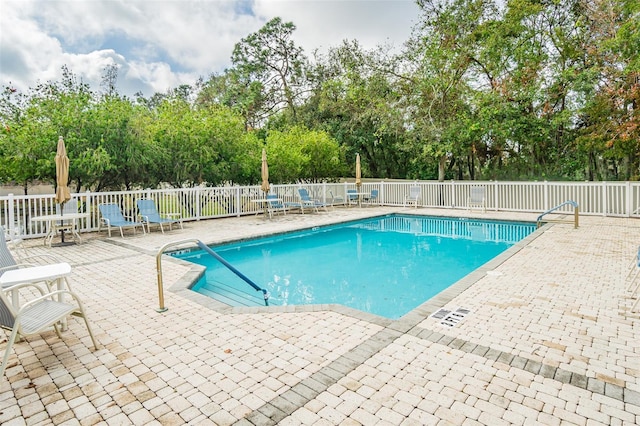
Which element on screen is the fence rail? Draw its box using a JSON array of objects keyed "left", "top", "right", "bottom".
[{"left": 2, "top": 180, "right": 639, "bottom": 239}]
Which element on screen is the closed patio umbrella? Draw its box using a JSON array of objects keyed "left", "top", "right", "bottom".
[
  {"left": 355, "top": 153, "right": 362, "bottom": 189},
  {"left": 261, "top": 148, "right": 270, "bottom": 194},
  {"left": 55, "top": 136, "right": 71, "bottom": 242}
]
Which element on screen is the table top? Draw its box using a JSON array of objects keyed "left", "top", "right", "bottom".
[
  {"left": 31, "top": 212, "right": 89, "bottom": 222},
  {"left": 0, "top": 262, "right": 72, "bottom": 286}
]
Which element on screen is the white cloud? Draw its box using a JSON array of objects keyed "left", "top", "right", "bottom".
[{"left": 0, "top": 0, "right": 420, "bottom": 97}]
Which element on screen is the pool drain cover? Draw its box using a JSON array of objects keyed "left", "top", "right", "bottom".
[{"left": 430, "top": 307, "right": 471, "bottom": 327}]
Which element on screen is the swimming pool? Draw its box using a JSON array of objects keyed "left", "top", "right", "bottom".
[{"left": 172, "top": 215, "right": 536, "bottom": 319}]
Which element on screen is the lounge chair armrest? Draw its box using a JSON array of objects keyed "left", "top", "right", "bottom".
[
  {"left": 2, "top": 281, "right": 48, "bottom": 296},
  {"left": 18, "top": 289, "right": 81, "bottom": 312},
  {"left": 0, "top": 264, "right": 36, "bottom": 274}
]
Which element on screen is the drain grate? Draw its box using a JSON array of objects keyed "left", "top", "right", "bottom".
[{"left": 430, "top": 307, "right": 471, "bottom": 327}]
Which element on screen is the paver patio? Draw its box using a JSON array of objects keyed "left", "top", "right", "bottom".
[{"left": 0, "top": 207, "right": 638, "bottom": 425}]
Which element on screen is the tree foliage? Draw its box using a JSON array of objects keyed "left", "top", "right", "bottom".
[{"left": 1, "top": 3, "right": 639, "bottom": 192}]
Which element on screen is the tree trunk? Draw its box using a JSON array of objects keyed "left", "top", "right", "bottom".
[{"left": 438, "top": 155, "right": 446, "bottom": 182}]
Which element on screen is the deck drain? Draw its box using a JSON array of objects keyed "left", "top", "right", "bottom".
[{"left": 430, "top": 307, "right": 471, "bottom": 327}]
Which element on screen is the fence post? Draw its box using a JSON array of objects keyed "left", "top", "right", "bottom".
[
  {"left": 602, "top": 181, "right": 607, "bottom": 217},
  {"left": 627, "top": 181, "right": 632, "bottom": 217},
  {"left": 543, "top": 181, "right": 549, "bottom": 211},
  {"left": 449, "top": 180, "right": 454, "bottom": 208},
  {"left": 322, "top": 181, "right": 327, "bottom": 204},
  {"left": 235, "top": 187, "right": 241, "bottom": 217},
  {"left": 196, "top": 187, "right": 201, "bottom": 221},
  {"left": 7, "top": 193, "right": 15, "bottom": 237},
  {"left": 492, "top": 181, "right": 497, "bottom": 212},
  {"left": 84, "top": 190, "right": 92, "bottom": 232}
]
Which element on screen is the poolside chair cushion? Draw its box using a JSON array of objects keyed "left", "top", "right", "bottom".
[
  {"left": 266, "top": 194, "right": 287, "bottom": 217},
  {"left": 136, "top": 199, "right": 183, "bottom": 233},
  {"left": 98, "top": 204, "right": 146, "bottom": 238},
  {"left": 297, "top": 189, "right": 327, "bottom": 213}
]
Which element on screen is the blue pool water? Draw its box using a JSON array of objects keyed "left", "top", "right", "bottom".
[{"left": 172, "top": 215, "right": 536, "bottom": 319}]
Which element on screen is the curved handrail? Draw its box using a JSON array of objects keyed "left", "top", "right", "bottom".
[
  {"left": 155, "top": 239, "right": 270, "bottom": 312},
  {"left": 537, "top": 200, "right": 579, "bottom": 229}
]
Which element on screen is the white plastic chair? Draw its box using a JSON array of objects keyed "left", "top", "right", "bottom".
[
  {"left": 0, "top": 281, "right": 98, "bottom": 381},
  {"left": 467, "top": 187, "right": 486, "bottom": 212},
  {"left": 404, "top": 186, "right": 421, "bottom": 208}
]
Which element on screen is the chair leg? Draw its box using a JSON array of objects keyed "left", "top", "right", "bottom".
[
  {"left": 52, "top": 322, "right": 63, "bottom": 339},
  {"left": 72, "top": 304, "right": 98, "bottom": 350},
  {"left": 0, "top": 326, "right": 20, "bottom": 381}
]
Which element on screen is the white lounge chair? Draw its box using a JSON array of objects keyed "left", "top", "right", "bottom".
[
  {"left": 468, "top": 186, "right": 486, "bottom": 212},
  {"left": 0, "top": 280, "right": 98, "bottom": 381},
  {"left": 405, "top": 186, "right": 421, "bottom": 208}
]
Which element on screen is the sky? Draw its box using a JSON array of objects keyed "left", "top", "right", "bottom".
[{"left": 0, "top": 0, "right": 421, "bottom": 98}]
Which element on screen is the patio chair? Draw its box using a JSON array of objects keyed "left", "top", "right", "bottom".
[
  {"left": 296, "top": 188, "right": 328, "bottom": 213},
  {"left": 98, "top": 204, "right": 146, "bottom": 238},
  {"left": 266, "top": 194, "right": 287, "bottom": 217},
  {"left": 328, "top": 190, "right": 345, "bottom": 207},
  {"left": 52, "top": 199, "right": 83, "bottom": 245},
  {"left": 1, "top": 226, "right": 75, "bottom": 307},
  {"left": 467, "top": 186, "right": 486, "bottom": 212},
  {"left": 0, "top": 227, "right": 62, "bottom": 279},
  {"left": 404, "top": 186, "right": 421, "bottom": 208},
  {"left": 0, "top": 280, "right": 98, "bottom": 381},
  {"left": 346, "top": 189, "right": 359, "bottom": 207},
  {"left": 4, "top": 225, "right": 26, "bottom": 259},
  {"left": 136, "top": 199, "right": 183, "bottom": 234},
  {"left": 363, "top": 189, "right": 379, "bottom": 206}
]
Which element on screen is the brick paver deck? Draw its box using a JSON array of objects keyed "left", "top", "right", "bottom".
[{"left": 1, "top": 207, "right": 638, "bottom": 425}]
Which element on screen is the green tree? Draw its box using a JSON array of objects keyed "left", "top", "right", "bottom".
[
  {"left": 266, "top": 126, "right": 344, "bottom": 183},
  {"left": 229, "top": 17, "right": 308, "bottom": 128}
]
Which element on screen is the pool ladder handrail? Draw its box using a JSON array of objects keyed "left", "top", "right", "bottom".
[
  {"left": 536, "top": 200, "right": 579, "bottom": 229},
  {"left": 155, "top": 239, "right": 270, "bottom": 312}
]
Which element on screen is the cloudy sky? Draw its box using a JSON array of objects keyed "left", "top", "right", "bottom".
[{"left": 1, "top": 0, "right": 421, "bottom": 98}]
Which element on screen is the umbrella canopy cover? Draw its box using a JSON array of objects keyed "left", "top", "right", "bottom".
[
  {"left": 55, "top": 136, "right": 71, "bottom": 205},
  {"left": 355, "top": 153, "right": 362, "bottom": 188},
  {"left": 261, "top": 148, "right": 270, "bottom": 194}
]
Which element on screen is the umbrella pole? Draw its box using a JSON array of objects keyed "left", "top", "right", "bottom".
[{"left": 60, "top": 203, "right": 65, "bottom": 243}]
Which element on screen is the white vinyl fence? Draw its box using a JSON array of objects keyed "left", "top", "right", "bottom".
[{"left": 2, "top": 180, "right": 640, "bottom": 239}]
